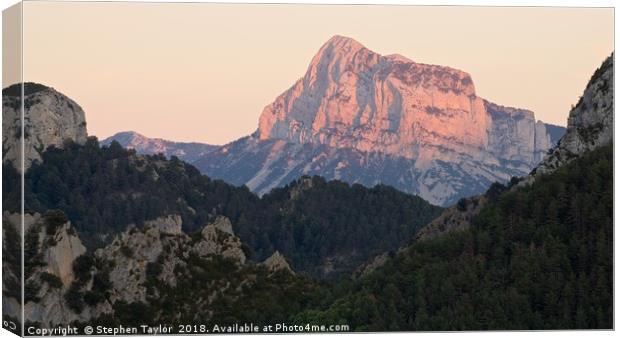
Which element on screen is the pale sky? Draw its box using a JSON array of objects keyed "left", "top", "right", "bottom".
[{"left": 6, "top": 3, "right": 615, "bottom": 144}]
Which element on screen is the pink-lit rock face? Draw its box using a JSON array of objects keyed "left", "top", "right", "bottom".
[
  {"left": 258, "top": 35, "right": 492, "bottom": 160},
  {"left": 196, "top": 36, "right": 563, "bottom": 206}
]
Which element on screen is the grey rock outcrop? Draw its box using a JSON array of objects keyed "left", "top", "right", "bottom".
[
  {"left": 414, "top": 195, "right": 488, "bottom": 241},
  {"left": 533, "top": 54, "right": 614, "bottom": 176},
  {"left": 14, "top": 214, "right": 251, "bottom": 328},
  {"left": 485, "top": 100, "right": 554, "bottom": 165},
  {"left": 143, "top": 214, "right": 183, "bottom": 235},
  {"left": 2, "top": 83, "right": 88, "bottom": 171},
  {"left": 261, "top": 251, "right": 293, "bottom": 274},
  {"left": 193, "top": 216, "right": 246, "bottom": 264},
  {"left": 2, "top": 212, "right": 89, "bottom": 327},
  {"left": 97, "top": 215, "right": 246, "bottom": 304},
  {"left": 95, "top": 223, "right": 187, "bottom": 304},
  {"left": 43, "top": 222, "right": 87, "bottom": 286}
]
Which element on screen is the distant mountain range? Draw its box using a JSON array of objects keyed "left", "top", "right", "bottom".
[
  {"left": 104, "top": 36, "right": 566, "bottom": 206},
  {"left": 101, "top": 131, "right": 218, "bottom": 163}
]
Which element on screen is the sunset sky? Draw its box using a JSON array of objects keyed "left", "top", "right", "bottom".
[{"left": 5, "top": 3, "right": 615, "bottom": 144}]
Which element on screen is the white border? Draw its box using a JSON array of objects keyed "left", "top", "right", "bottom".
[{"left": 0, "top": 1, "right": 616, "bottom": 338}]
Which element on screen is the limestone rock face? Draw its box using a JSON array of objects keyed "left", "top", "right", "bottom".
[
  {"left": 97, "top": 215, "right": 246, "bottom": 304},
  {"left": 10, "top": 213, "right": 253, "bottom": 328},
  {"left": 195, "top": 36, "right": 563, "bottom": 206},
  {"left": 534, "top": 54, "right": 614, "bottom": 176},
  {"left": 261, "top": 251, "right": 293, "bottom": 274},
  {"left": 485, "top": 100, "right": 553, "bottom": 165},
  {"left": 2, "top": 212, "right": 88, "bottom": 327},
  {"left": 43, "top": 222, "right": 87, "bottom": 286},
  {"left": 193, "top": 216, "right": 246, "bottom": 264},
  {"left": 258, "top": 35, "right": 490, "bottom": 159},
  {"left": 2, "top": 83, "right": 88, "bottom": 171},
  {"left": 414, "top": 53, "right": 614, "bottom": 242},
  {"left": 143, "top": 214, "right": 183, "bottom": 235},
  {"left": 97, "top": 226, "right": 173, "bottom": 304}
]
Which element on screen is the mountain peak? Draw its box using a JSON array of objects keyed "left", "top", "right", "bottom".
[
  {"left": 2, "top": 82, "right": 52, "bottom": 97},
  {"left": 385, "top": 53, "right": 414, "bottom": 63},
  {"left": 258, "top": 34, "right": 488, "bottom": 156},
  {"left": 224, "top": 36, "right": 564, "bottom": 205},
  {"left": 101, "top": 131, "right": 218, "bottom": 163},
  {"left": 305, "top": 35, "right": 376, "bottom": 77},
  {"left": 105, "top": 130, "right": 149, "bottom": 144},
  {"left": 324, "top": 34, "right": 364, "bottom": 49}
]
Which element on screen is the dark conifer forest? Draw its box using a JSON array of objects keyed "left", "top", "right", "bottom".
[
  {"left": 4, "top": 138, "right": 442, "bottom": 277},
  {"left": 294, "top": 144, "right": 613, "bottom": 330}
]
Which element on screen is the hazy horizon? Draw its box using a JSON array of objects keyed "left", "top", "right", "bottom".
[{"left": 5, "top": 3, "right": 614, "bottom": 144}]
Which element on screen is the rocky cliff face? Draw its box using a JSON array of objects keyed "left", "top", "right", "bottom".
[
  {"left": 258, "top": 35, "right": 491, "bottom": 158},
  {"left": 534, "top": 53, "right": 614, "bottom": 176},
  {"left": 415, "top": 53, "right": 614, "bottom": 241},
  {"left": 195, "top": 36, "right": 563, "bottom": 206},
  {"left": 3, "top": 211, "right": 88, "bottom": 327},
  {"left": 485, "top": 100, "right": 554, "bottom": 165},
  {"left": 261, "top": 251, "right": 293, "bottom": 274},
  {"left": 90, "top": 215, "right": 246, "bottom": 307},
  {"left": 101, "top": 131, "right": 218, "bottom": 163},
  {"left": 2, "top": 83, "right": 88, "bottom": 171},
  {"left": 6, "top": 210, "right": 296, "bottom": 328}
]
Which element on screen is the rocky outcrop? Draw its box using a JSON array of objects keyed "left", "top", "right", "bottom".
[
  {"left": 193, "top": 216, "right": 246, "bottom": 264},
  {"left": 354, "top": 252, "right": 391, "bottom": 278},
  {"left": 533, "top": 54, "right": 614, "bottom": 176},
  {"left": 261, "top": 251, "right": 293, "bottom": 274},
  {"left": 95, "top": 215, "right": 246, "bottom": 304},
  {"left": 2, "top": 83, "right": 88, "bottom": 171},
  {"left": 195, "top": 36, "right": 563, "bottom": 206},
  {"left": 2, "top": 212, "right": 89, "bottom": 327},
  {"left": 143, "top": 214, "right": 183, "bottom": 235},
  {"left": 14, "top": 214, "right": 254, "bottom": 328},
  {"left": 42, "top": 222, "right": 87, "bottom": 286},
  {"left": 414, "top": 195, "right": 488, "bottom": 241},
  {"left": 101, "top": 131, "right": 218, "bottom": 163},
  {"left": 485, "top": 100, "right": 554, "bottom": 165},
  {"left": 95, "top": 223, "right": 188, "bottom": 304}
]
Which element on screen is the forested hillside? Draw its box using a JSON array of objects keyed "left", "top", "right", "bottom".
[
  {"left": 295, "top": 144, "right": 613, "bottom": 330},
  {"left": 4, "top": 138, "right": 441, "bottom": 277}
]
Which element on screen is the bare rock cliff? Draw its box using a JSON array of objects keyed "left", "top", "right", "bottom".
[
  {"left": 2, "top": 83, "right": 88, "bottom": 171},
  {"left": 196, "top": 35, "right": 562, "bottom": 206},
  {"left": 261, "top": 250, "right": 293, "bottom": 274},
  {"left": 5, "top": 213, "right": 252, "bottom": 328},
  {"left": 415, "top": 53, "right": 614, "bottom": 241},
  {"left": 533, "top": 54, "right": 613, "bottom": 176}
]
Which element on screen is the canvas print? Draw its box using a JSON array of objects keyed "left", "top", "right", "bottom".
[{"left": 1, "top": 2, "right": 614, "bottom": 336}]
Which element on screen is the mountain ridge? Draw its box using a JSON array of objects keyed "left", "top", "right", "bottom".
[
  {"left": 100, "top": 131, "right": 218, "bottom": 163},
  {"left": 413, "top": 53, "right": 614, "bottom": 242},
  {"left": 192, "top": 35, "right": 565, "bottom": 205}
]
